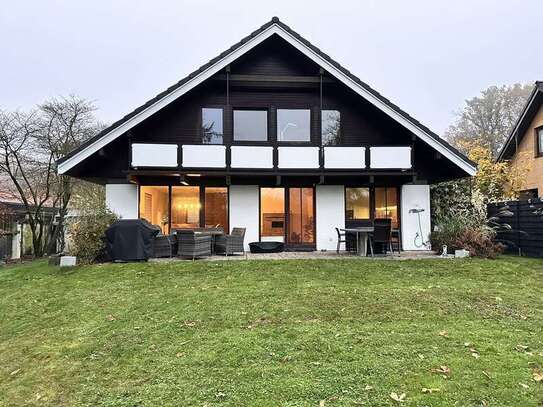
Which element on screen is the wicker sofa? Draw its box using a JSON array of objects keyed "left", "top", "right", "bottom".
[{"left": 176, "top": 229, "right": 212, "bottom": 259}]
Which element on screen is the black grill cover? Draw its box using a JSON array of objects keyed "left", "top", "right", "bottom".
[{"left": 105, "top": 219, "right": 159, "bottom": 261}]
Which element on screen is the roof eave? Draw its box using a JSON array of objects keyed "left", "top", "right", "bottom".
[{"left": 57, "top": 17, "right": 476, "bottom": 177}]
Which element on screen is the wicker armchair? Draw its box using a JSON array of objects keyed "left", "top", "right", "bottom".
[
  {"left": 152, "top": 234, "right": 178, "bottom": 258},
  {"left": 177, "top": 229, "right": 212, "bottom": 259},
  {"left": 214, "top": 227, "right": 246, "bottom": 256}
]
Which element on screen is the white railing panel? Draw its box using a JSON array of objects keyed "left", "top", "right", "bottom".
[
  {"left": 182, "top": 145, "right": 226, "bottom": 168},
  {"left": 278, "top": 146, "right": 320, "bottom": 169},
  {"left": 131, "top": 143, "right": 178, "bottom": 167},
  {"left": 231, "top": 146, "right": 273, "bottom": 169},
  {"left": 324, "top": 147, "right": 365, "bottom": 169},
  {"left": 370, "top": 146, "right": 412, "bottom": 169}
]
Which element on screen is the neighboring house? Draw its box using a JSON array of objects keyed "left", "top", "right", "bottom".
[
  {"left": 57, "top": 17, "right": 475, "bottom": 252},
  {"left": 0, "top": 200, "right": 57, "bottom": 260},
  {"left": 497, "top": 81, "right": 543, "bottom": 199}
]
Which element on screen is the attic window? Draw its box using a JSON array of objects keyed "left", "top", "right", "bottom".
[
  {"left": 537, "top": 127, "right": 543, "bottom": 157},
  {"left": 202, "top": 108, "right": 223, "bottom": 144},
  {"left": 277, "top": 109, "right": 311, "bottom": 142},
  {"left": 234, "top": 109, "right": 268, "bottom": 141}
]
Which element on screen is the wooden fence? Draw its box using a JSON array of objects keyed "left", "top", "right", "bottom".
[{"left": 487, "top": 198, "right": 543, "bottom": 258}]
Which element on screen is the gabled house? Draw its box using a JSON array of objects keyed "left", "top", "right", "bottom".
[
  {"left": 497, "top": 81, "right": 543, "bottom": 199},
  {"left": 57, "top": 17, "right": 475, "bottom": 252}
]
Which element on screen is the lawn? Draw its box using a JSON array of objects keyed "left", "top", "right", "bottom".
[{"left": 1, "top": 257, "right": 543, "bottom": 406}]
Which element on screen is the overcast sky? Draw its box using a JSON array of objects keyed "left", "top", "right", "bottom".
[{"left": 1, "top": 0, "right": 542, "bottom": 135}]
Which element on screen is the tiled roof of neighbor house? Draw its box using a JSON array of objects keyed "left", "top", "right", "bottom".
[
  {"left": 57, "top": 17, "right": 475, "bottom": 172},
  {"left": 497, "top": 81, "right": 543, "bottom": 161}
]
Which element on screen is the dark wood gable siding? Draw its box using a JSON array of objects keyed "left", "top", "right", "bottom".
[
  {"left": 129, "top": 36, "right": 411, "bottom": 147},
  {"left": 67, "top": 34, "right": 467, "bottom": 182},
  {"left": 229, "top": 35, "right": 320, "bottom": 76}
]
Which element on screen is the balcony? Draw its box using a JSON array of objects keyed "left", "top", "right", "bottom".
[{"left": 130, "top": 143, "right": 412, "bottom": 171}]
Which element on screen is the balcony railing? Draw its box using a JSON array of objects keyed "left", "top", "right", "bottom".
[{"left": 130, "top": 143, "right": 412, "bottom": 170}]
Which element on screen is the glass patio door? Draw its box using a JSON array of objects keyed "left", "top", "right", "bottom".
[{"left": 287, "top": 188, "right": 315, "bottom": 247}]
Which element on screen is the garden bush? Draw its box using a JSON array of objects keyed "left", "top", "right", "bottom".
[
  {"left": 430, "top": 214, "right": 504, "bottom": 259},
  {"left": 69, "top": 207, "right": 117, "bottom": 264}
]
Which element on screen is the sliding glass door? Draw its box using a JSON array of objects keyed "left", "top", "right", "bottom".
[
  {"left": 260, "top": 187, "right": 315, "bottom": 248},
  {"left": 139, "top": 185, "right": 228, "bottom": 232},
  {"left": 260, "top": 188, "right": 285, "bottom": 242},
  {"left": 287, "top": 188, "right": 314, "bottom": 246}
]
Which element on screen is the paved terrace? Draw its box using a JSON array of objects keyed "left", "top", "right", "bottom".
[{"left": 150, "top": 250, "right": 444, "bottom": 262}]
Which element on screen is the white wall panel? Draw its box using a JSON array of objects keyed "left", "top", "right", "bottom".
[
  {"left": 229, "top": 185, "right": 259, "bottom": 250},
  {"left": 370, "top": 146, "right": 411, "bottom": 169},
  {"left": 278, "top": 147, "right": 319, "bottom": 169},
  {"left": 182, "top": 145, "right": 226, "bottom": 168},
  {"left": 105, "top": 184, "right": 138, "bottom": 219},
  {"left": 230, "top": 146, "right": 273, "bottom": 169},
  {"left": 131, "top": 143, "right": 178, "bottom": 167},
  {"left": 324, "top": 147, "right": 365, "bottom": 169},
  {"left": 316, "top": 185, "right": 345, "bottom": 251},
  {"left": 401, "top": 184, "right": 431, "bottom": 251}
]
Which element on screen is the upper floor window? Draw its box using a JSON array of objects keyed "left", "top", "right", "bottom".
[
  {"left": 321, "top": 110, "right": 341, "bottom": 146},
  {"left": 277, "top": 109, "right": 311, "bottom": 142},
  {"left": 234, "top": 109, "right": 268, "bottom": 141},
  {"left": 537, "top": 127, "right": 543, "bottom": 156},
  {"left": 201, "top": 108, "right": 223, "bottom": 144}
]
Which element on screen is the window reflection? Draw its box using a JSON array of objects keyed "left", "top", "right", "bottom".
[
  {"left": 234, "top": 110, "right": 268, "bottom": 141},
  {"left": 288, "top": 188, "right": 314, "bottom": 244},
  {"left": 277, "top": 109, "right": 311, "bottom": 142},
  {"left": 375, "top": 187, "right": 398, "bottom": 228},
  {"left": 139, "top": 186, "right": 169, "bottom": 234},
  {"left": 321, "top": 110, "right": 341, "bottom": 146},
  {"left": 202, "top": 108, "right": 223, "bottom": 144},
  {"left": 205, "top": 187, "right": 228, "bottom": 230},
  {"left": 345, "top": 188, "right": 370, "bottom": 220},
  {"left": 260, "top": 188, "right": 285, "bottom": 242},
  {"left": 171, "top": 187, "right": 200, "bottom": 229}
]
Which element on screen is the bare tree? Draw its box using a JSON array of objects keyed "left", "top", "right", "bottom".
[
  {"left": 446, "top": 83, "right": 532, "bottom": 158},
  {"left": 0, "top": 96, "right": 102, "bottom": 257}
]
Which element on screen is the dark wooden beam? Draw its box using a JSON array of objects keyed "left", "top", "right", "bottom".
[{"left": 213, "top": 74, "right": 334, "bottom": 84}]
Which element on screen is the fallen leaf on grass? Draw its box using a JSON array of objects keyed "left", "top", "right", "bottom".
[
  {"left": 532, "top": 369, "right": 543, "bottom": 382},
  {"left": 481, "top": 400, "right": 489, "bottom": 407},
  {"left": 364, "top": 385, "right": 374, "bottom": 391},
  {"left": 215, "top": 392, "right": 226, "bottom": 399},
  {"left": 431, "top": 365, "right": 451, "bottom": 378},
  {"left": 319, "top": 400, "right": 326, "bottom": 407},
  {"left": 421, "top": 388, "right": 440, "bottom": 394},
  {"left": 468, "top": 347, "right": 480, "bottom": 359},
  {"left": 515, "top": 344, "right": 529, "bottom": 353},
  {"left": 175, "top": 352, "right": 185, "bottom": 358},
  {"left": 390, "top": 392, "right": 406, "bottom": 402},
  {"left": 519, "top": 382, "right": 529, "bottom": 389},
  {"left": 183, "top": 320, "right": 197, "bottom": 327},
  {"left": 106, "top": 314, "right": 116, "bottom": 321},
  {"left": 438, "top": 330, "right": 449, "bottom": 338}
]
